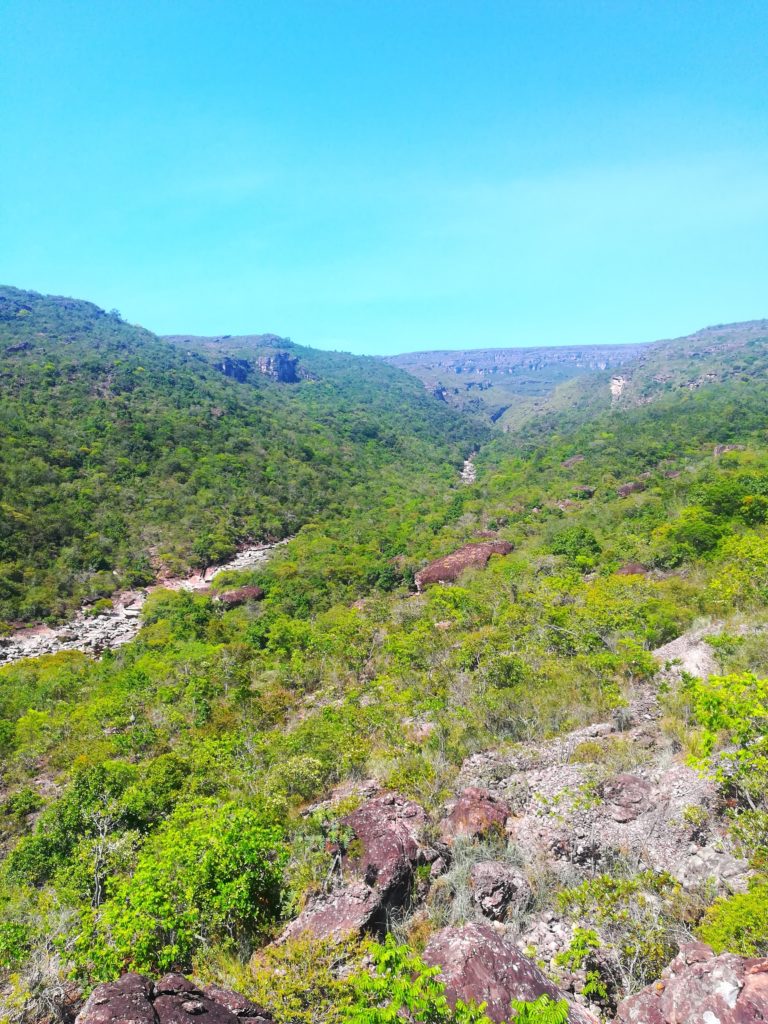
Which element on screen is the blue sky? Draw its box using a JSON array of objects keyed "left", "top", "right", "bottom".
[{"left": 2, "top": 1, "right": 766, "bottom": 355}]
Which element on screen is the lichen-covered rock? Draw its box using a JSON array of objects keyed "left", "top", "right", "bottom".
[
  {"left": 469, "top": 860, "right": 531, "bottom": 920},
  {"left": 278, "top": 792, "right": 431, "bottom": 941},
  {"left": 423, "top": 924, "right": 597, "bottom": 1023},
  {"left": 414, "top": 542, "right": 513, "bottom": 591},
  {"left": 440, "top": 786, "right": 511, "bottom": 845},
  {"left": 75, "top": 972, "right": 271, "bottom": 1024},
  {"left": 614, "top": 942, "right": 768, "bottom": 1023}
]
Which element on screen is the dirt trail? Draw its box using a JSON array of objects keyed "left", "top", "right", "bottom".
[{"left": 0, "top": 541, "right": 289, "bottom": 666}]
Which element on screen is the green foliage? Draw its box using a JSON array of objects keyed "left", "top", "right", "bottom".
[
  {"left": 509, "top": 996, "right": 569, "bottom": 1024},
  {"left": 684, "top": 672, "right": 768, "bottom": 810},
  {"left": 0, "top": 286, "right": 483, "bottom": 626},
  {"left": 218, "top": 934, "right": 365, "bottom": 1024},
  {"left": 549, "top": 526, "right": 601, "bottom": 570},
  {"left": 72, "top": 803, "right": 285, "bottom": 979},
  {"left": 3, "top": 293, "right": 768, "bottom": 1006},
  {"left": 558, "top": 872, "right": 683, "bottom": 993},
  {"left": 697, "top": 881, "right": 768, "bottom": 956},
  {"left": 345, "top": 936, "right": 491, "bottom": 1024}
]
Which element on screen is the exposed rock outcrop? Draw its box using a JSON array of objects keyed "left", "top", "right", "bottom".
[
  {"left": 440, "top": 786, "right": 511, "bottom": 845},
  {"left": 415, "top": 541, "right": 513, "bottom": 591},
  {"left": 278, "top": 792, "right": 432, "bottom": 941},
  {"left": 469, "top": 860, "right": 531, "bottom": 921},
  {"left": 617, "top": 481, "right": 645, "bottom": 498},
  {"left": 423, "top": 924, "right": 597, "bottom": 1023},
  {"left": 614, "top": 942, "right": 768, "bottom": 1023},
  {"left": 215, "top": 585, "right": 265, "bottom": 607},
  {"left": 257, "top": 352, "right": 299, "bottom": 382},
  {"left": 75, "top": 972, "right": 272, "bottom": 1024},
  {"left": 615, "top": 561, "right": 649, "bottom": 576}
]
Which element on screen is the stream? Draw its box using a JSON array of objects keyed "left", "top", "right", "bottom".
[{"left": 0, "top": 541, "right": 288, "bottom": 666}]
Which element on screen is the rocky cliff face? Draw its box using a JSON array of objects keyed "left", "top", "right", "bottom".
[{"left": 256, "top": 352, "right": 299, "bottom": 382}]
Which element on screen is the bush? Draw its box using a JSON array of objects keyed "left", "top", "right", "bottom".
[
  {"left": 697, "top": 882, "right": 768, "bottom": 956},
  {"left": 73, "top": 803, "right": 286, "bottom": 979},
  {"left": 343, "top": 936, "right": 567, "bottom": 1024}
]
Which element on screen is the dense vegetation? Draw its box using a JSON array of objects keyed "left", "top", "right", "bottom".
[
  {"left": 2, "top": 290, "right": 768, "bottom": 1023},
  {"left": 0, "top": 287, "right": 483, "bottom": 626}
]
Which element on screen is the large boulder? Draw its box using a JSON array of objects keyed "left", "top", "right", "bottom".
[
  {"left": 415, "top": 541, "right": 513, "bottom": 591},
  {"left": 215, "top": 585, "right": 265, "bottom": 607},
  {"left": 279, "top": 792, "right": 430, "bottom": 941},
  {"left": 440, "top": 786, "right": 511, "bottom": 845},
  {"left": 617, "top": 481, "right": 645, "bottom": 498},
  {"left": 75, "top": 972, "right": 272, "bottom": 1024},
  {"left": 614, "top": 942, "right": 768, "bottom": 1023},
  {"left": 423, "top": 924, "right": 596, "bottom": 1023}
]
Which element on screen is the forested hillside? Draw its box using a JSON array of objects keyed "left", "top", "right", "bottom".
[
  {"left": 2, "top": 294, "right": 768, "bottom": 1024},
  {"left": 0, "top": 287, "right": 483, "bottom": 626}
]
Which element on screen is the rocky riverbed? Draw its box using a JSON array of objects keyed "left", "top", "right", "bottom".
[{"left": 0, "top": 542, "right": 287, "bottom": 666}]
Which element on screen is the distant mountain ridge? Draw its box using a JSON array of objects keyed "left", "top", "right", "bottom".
[{"left": 388, "top": 320, "right": 768, "bottom": 428}]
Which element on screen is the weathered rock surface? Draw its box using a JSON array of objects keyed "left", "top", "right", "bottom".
[
  {"left": 256, "top": 352, "right": 299, "bottom": 382},
  {"left": 75, "top": 972, "right": 271, "bottom": 1024},
  {"left": 215, "top": 585, "right": 265, "bottom": 607},
  {"left": 415, "top": 542, "right": 513, "bottom": 591},
  {"left": 278, "top": 792, "right": 431, "bottom": 941},
  {"left": 614, "top": 942, "right": 768, "bottom": 1023},
  {"left": 440, "top": 786, "right": 511, "bottom": 845},
  {"left": 617, "top": 481, "right": 645, "bottom": 498},
  {"left": 469, "top": 860, "right": 530, "bottom": 920},
  {"left": 601, "top": 774, "right": 652, "bottom": 823},
  {"left": 423, "top": 924, "right": 597, "bottom": 1023}
]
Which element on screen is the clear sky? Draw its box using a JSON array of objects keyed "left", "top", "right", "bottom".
[{"left": 2, "top": 2, "right": 767, "bottom": 355}]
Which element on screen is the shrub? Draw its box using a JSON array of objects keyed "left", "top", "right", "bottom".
[
  {"left": 72, "top": 803, "right": 286, "bottom": 979},
  {"left": 697, "top": 881, "right": 768, "bottom": 956}
]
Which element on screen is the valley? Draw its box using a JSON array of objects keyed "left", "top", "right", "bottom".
[{"left": 2, "top": 287, "right": 768, "bottom": 1024}]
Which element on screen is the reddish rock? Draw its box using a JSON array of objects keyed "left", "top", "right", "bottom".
[
  {"left": 615, "top": 562, "right": 649, "bottom": 576},
  {"left": 215, "top": 585, "right": 265, "bottom": 607},
  {"left": 714, "top": 444, "right": 745, "bottom": 457},
  {"left": 440, "top": 786, "right": 510, "bottom": 845},
  {"left": 423, "top": 924, "right": 596, "bottom": 1023},
  {"left": 275, "top": 881, "right": 380, "bottom": 942},
  {"left": 341, "top": 792, "right": 427, "bottom": 893},
  {"left": 615, "top": 942, "right": 768, "bottom": 1023},
  {"left": 75, "top": 973, "right": 271, "bottom": 1024},
  {"left": 601, "top": 774, "right": 652, "bottom": 823},
  {"left": 415, "top": 542, "right": 513, "bottom": 591},
  {"left": 75, "top": 974, "right": 155, "bottom": 1024},
  {"left": 562, "top": 455, "right": 585, "bottom": 468},
  {"left": 278, "top": 792, "right": 430, "bottom": 941},
  {"left": 573, "top": 485, "right": 596, "bottom": 498},
  {"left": 617, "top": 481, "right": 645, "bottom": 498}
]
